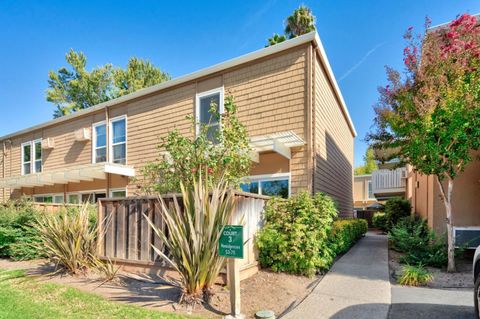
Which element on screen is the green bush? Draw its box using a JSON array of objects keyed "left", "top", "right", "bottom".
[
  {"left": 329, "top": 219, "right": 368, "bottom": 255},
  {"left": 0, "top": 200, "right": 43, "bottom": 260},
  {"left": 256, "top": 192, "right": 338, "bottom": 277},
  {"left": 389, "top": 217, "right": 447, "bottom": 267},
  {"left": 397, "top": 264, "right": 433, "bottom": 286},
  {"left": 384, "top": 198, "right": 411, "bottom": 230},
  {"left": 372, "top": 212, "right": 388, "bottom": 231}
]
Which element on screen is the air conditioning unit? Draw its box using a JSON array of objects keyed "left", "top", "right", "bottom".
[
  {"left": 74, "top": 128, "right": 91, "bottom": 142},
  {"left": 454, "top": 227, "right": 480, "bottom": 249},
  {"left": 41, "top": 138, "right": 55, "bottom": 149}
]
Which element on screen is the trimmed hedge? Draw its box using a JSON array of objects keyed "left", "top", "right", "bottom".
[
  {"left": 256, "top": 192, "right": 337, "bottom": 277},
  {"left": 329, "top": 218, "right": 368, "bottom": 255}
]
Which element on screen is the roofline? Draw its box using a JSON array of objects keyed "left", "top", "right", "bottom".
[
  {"left": 354, "top": 174, "right": 372, "bottom": 178},
  {"left": 0, "top": 31, "right": 356, "bottom": 141}
]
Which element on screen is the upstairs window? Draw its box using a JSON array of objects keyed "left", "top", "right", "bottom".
[
  {"left": 110, "top": 117, "right": 126, "bottom": 164},
  {"left": 93, "top": 122, "right": 107, "bottom": 163},
  {"left": 34, "top": 139, "right": 42, "bottom": 173},
  {"left": 21, "top": 142, "right": 31, "bottom": 175},
  {"left": 368, "top": 181, "right": 374, "bottom": 199},
  {"left": 196, "top": 88, "right": 223, "bottom": 142}
]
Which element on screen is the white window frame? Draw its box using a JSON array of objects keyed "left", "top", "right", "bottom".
[
  {"left": 21, "top": 141, "right": 32, "bottom": 176},
  {"left": 92, "top": 121, "right": 107, "bottom": 163},
  {"left": 109, "top": 188, "right": 127, "bottom": 198},
  {"left": 195, "top": 87, "right": 224, "bottom": 137},
  {"left": 33, "top": 193, "right": 64, "bottom": 204},
  {"left": 109, "top": 115, "right": 127, "bottom": 165},
  {"left": 33, "top": 139, "right": 42, "bottom": 173},
  {"left": 241, "top": 173, "right": 291, "bottom": 198}
]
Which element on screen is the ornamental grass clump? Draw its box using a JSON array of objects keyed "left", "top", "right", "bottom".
[
  {"left": 146, "top": 172, "right": 236, "bottom": 305},
  {"left": 34, "top": 204, "right": 110, "bottom": 275},
  {"left": 398, "top": 264, "right": 433, "bottom": 286}
]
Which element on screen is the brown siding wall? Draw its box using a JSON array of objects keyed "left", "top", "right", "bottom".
[
  {"left": 0, "top": 45, "right": 310, "bottom": 199},
  {"left": 313, "top": 53, "right": 354, "bottom": 217}
]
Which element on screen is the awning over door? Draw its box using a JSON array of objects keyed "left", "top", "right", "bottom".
[
  {"left": 249, "top": 130, "right": 305, "bottom": 162},
  {"left": 0, "top": 163, "right": 135, "bottom": 189}
]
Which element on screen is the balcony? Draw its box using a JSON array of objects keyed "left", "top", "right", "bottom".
[{"left": 372, "top": 167, "right": 407, "bottom": 200}]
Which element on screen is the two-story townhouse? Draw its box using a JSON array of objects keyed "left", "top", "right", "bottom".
[{"left": 0, "top": 31, "right": 357, "bottom": 216}]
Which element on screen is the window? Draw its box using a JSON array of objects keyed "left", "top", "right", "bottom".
[
  {"left": 110, "top": 189, "right": 127, "bottom": 198},
  {"left": 196, "top": 88, "right": 224, "bottom": 142},
  {"left": 110, "top": 117, "right": 126, "bottom": 164},
  {"left": 34, "top": 139, "right": 42, "bottom": 173},
  {"left": 21, "top": 142, "right": 31, "bottom": 175},
  {"left": 368, "top": 181, "right": 374, "bottom": 199},
  {"left": 81, "top": 192, "right": 106, "bottom": 204},
  {"left": 93, "top": 122, "right": 107, "bottom": 163},
  {"left": 68, "top": 194, "right": 80, "bottom": 204},
  {"left": 33, "top": 194, "right": 63, "bottom": 203},
  {"left": 240, "top": 174, "right": 290, "bottom": 199}
]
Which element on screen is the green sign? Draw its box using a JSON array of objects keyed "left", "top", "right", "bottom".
[{"left": 219, "top": 225, "right": 244, "bottom": 259}]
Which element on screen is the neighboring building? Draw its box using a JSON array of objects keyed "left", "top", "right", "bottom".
[
  {"left": 0, "top": 31, "right": 357, "bottom": 216},
  {"left": 353, "top": 174, "right": 376, "bottom": 210}
]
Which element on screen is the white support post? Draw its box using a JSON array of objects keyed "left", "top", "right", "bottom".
[{"left": 227, "top": 258, "right": 244, "bottom": 319}]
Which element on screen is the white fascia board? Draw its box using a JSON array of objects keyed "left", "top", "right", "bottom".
[
  {"left": 104, "top": 163, "right": 135, "bottom": 177},
  {"left": 273, "top": 139, "right": 291, "bottom": 159}
]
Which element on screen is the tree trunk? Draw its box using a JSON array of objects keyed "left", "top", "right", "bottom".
[{"left": 436, "top": 176, "right": 456, "bottom": 272}]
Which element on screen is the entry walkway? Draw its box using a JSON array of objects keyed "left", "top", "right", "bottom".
[{"left": 282, "top": 232, "right": 391, "bottom": 319}]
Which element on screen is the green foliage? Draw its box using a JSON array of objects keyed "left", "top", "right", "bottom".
[
  {"left": 256, "top": 192, "right": 338, "bottom": 277},
  {"left": 146, "top": 173, "right": 235, "bottom": 305},
  {"left": 47, "top": 50, "right": 169, "bottom": 118},
  {"left": 372, "top": 212, "right": 388, "bottom": 231},
  {"left": 389, "top": 217, "right": 448, "bottom": 267},
  {"left": 34, "top": 205, "right": 105, "bottom": 275},
  {"left": 398, "top": 264, "right": 433, "bottom": 286},
  {"left": 384, "top": 198, "right": 411, "bottom": 230},
  {"left": 113, "top": 57, "right": 171, "bottom": 96},
  {"left": 354, "top": 148, "right": 378, "bottom": 175},
  {"left": 266, "top": 5, "right": 316, "bottom": 46},
  {"left": 140, "top": 95, "right": 251, "bottom": 194},
  {"left": 328, "top": 219, "right": 368, "bottom": 255},
  {"left": 0, "top": 200, "right": 43, "bottom": 260}
]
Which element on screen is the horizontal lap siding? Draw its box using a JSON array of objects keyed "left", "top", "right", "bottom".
[
  {"left": 1, "top": 45, "right": 309, "bottom": 199},
  {"left": 313, "top": 55, "right": 354, "bottom": 217},
  {"left": 224, "top": 46, "right": 309, "bottom": 193}
]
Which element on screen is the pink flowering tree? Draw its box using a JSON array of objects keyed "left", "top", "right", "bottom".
[{"left": 367, "top": 14, "right": 480, "bottom": 271}]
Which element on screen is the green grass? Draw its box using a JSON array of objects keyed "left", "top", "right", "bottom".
[{"left": 0, "top": 269, "right": 202, "bottom": 319}]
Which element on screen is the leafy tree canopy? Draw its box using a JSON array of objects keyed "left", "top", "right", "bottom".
[
  {"left": 354, "top": 148, "right": 378, "bottom": 175},
  {"left": 367, "top": 14, "right": 480, "bottom": 271},
  {"left": 266, "top": 5, "right": 316, "bottom": 46},
  {"left": 47, "top": 49, "right": 170, "bottom": 118}
]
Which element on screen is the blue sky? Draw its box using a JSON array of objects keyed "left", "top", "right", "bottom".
[{"left": 1, "top": 1, "right": 479, "bottom": 167}]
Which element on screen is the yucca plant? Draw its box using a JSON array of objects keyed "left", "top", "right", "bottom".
[
  {"left": 398, "top": 264, "right": 433, "bottom": 286},
  {"left": 35, "top": 204, "right": 100, "bottom": 275},
  {"left": 146, "top": 172, "right": 236, "bottom": 305}
]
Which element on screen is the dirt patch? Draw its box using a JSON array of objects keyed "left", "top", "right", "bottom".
[
  {"left": 389, "top": 249, "right": 473, "bottom": 288},
  {"left": 0, "top": 259, "right": 320, "bottom": 318}
]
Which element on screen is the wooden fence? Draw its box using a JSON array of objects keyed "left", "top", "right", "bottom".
[{"left": 97, "top": 191, "right": 268, "bottom": 277}]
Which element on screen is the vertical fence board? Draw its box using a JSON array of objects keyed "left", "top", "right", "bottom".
[
  {"left": 115, "top": 203, "right": 126, "bottom": 259},
  {"left": 140, "top": 200, "right": 151, "bottom": 261},
  {"left": 128, "top": 201, "right": 138, "bottom": 260},
  {"left": 104, "top": 202, "right": 115, "bottom": 258}
]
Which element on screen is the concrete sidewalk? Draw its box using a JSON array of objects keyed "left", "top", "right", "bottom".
[{"left": 282, "top": 232, "right": 391, "bottom": 319}]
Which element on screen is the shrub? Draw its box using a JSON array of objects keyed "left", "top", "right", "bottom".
[
  {"left": 34, "top": 205, "right": 100, "bottom": 274},
  {"left": 398, "top": 264, "right": 433, "bottom": 286},
  {"left": 384, "top": 198, "right": 411, "bottom": 230},
  {"left": 256, "top": 192, "right": 338, "bottom": 277},
  {"left": 147, "top": 173, "right": 235, "bottom": 305},
  {"left": 372, "top": 212, "right": 388, "bottom": 231},
  {"left": 389, "top": 217, "right": 448, "bottom": 267},
  {"left": 0, "top": 200, "right": 43, "bottom": 260},
  {"left": 329, "top": 219, "right": 368, "bottom": 255}
]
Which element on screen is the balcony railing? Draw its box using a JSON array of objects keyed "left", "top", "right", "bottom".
[{"left": 372, "top": 167, "right": 407, "bottom": 197}]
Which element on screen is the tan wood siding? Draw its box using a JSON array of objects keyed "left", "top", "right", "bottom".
[{"left": 313, "top": 53, "right": 354, "bottom": 217}]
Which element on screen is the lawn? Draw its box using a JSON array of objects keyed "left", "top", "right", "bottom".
[{"left": 0, "top": 268, "right": 201, "bottom": 319}]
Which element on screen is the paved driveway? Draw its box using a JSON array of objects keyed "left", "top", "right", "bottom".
[{"left": 389, "top": 285, "right": 475, "bottom": 319}]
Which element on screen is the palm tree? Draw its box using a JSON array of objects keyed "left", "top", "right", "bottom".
[{"left": 284, "top": 5, "right": 316, "bottom": 39}]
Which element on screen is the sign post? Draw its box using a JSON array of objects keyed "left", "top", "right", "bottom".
[{"left": 219, "top": 225, "right": 244, "bottom": 319}]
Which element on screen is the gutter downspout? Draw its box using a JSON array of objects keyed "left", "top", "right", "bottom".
[
  {"left": 105, "top": 107, "right": 110, "bottom": 198},
  {"left": 2, "top": 141, "right": 5, "bottom": 201},
  {"left": 305, "top": 43, "right": 314, "bottom": 194}
]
